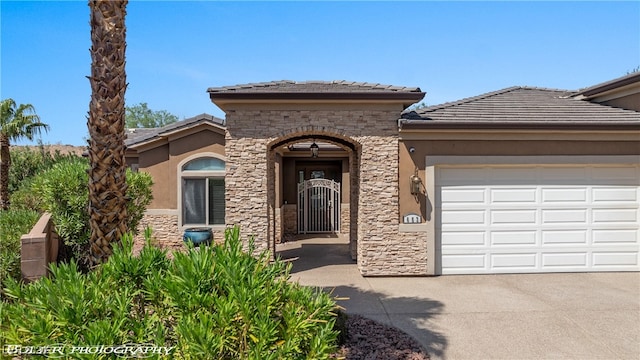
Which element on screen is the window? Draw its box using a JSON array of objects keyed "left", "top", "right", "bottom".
[
  {"left": 311, "top": 170, "right": 325, "bottom": 179},
  {"left": 181, "top": 157, "right": 225, "bottom": 226},
  {"left": 183, "top": 157, "right": 225, "bottom": 171}
]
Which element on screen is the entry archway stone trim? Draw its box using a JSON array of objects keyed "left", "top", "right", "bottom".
[{"left": 223, "top": 106, "right": 428, "bottom": 275}]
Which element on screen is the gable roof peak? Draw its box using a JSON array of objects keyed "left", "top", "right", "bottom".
[{"left": 125, "top": 113, "right": 225, "bottom": 148}]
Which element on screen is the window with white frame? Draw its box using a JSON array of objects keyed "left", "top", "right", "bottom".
[{"left": 181, "top": 157, "right": 225, "bottom": 226}]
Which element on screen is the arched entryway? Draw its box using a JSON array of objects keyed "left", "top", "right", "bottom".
[
  {"left": 209, "top": 80, "right": 427, "bottom": 275},
  {"left": 267, "top": 131, "right": 360, "bottom": 260}
]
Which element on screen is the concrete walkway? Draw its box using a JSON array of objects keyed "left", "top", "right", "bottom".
[{"left": 277, "top": 236, "right": 640, "bottom": 360}]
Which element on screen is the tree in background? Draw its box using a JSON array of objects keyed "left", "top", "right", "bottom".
[
  {"left": 126, "top": 102, "right": 178, "bottom": 128},
  {"left": 0, "top": 99, "right": 49, "bottom": 210},
  {"left": 87, "top": 0, "right": 128, "bottom": 266}
]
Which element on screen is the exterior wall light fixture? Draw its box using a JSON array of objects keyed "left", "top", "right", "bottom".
[{"left": 410, "top": 167, "right": 423, "bottom": 195}]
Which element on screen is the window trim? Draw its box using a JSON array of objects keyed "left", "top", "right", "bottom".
[{"left": 177, "top": 153, "right": 226, "bottom": 230}]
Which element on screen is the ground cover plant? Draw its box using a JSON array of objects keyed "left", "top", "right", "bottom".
[{"left": 1, "top": 226, "right": 340, "bottom": 359}]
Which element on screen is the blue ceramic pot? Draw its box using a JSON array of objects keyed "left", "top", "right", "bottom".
[{"left": 183, "top": 227, "right": 213, "bottom": 246}]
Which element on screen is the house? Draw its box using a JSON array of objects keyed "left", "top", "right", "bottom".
[{"left": 127, "top": 74, "right": 640, "bottom": 276}]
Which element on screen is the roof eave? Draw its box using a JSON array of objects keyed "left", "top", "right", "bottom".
[
  {"left": 126, "top": 137, "right": 169, "bottom": 151},
  {"left": 209, "top": 91, "right": 425, "bottom": 105},
  {"left": 399, "top": 121, "right": 640, "bottom": 131},
  {"left": 159, "top": 121, "right": 225, "bottom": 139},
  {"left": 126, "top": 120, "right": 226, "bottom": 150},
  {"left": 574, "top": 73, "right": 640, "bottom": 98}
]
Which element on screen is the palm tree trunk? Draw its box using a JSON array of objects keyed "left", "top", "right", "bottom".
[
  {"left": 0, "top": 133, "right": 11, "bottom": 210},
  {"left": 87, "top": 0, "right": 128, "bottom": 265}
]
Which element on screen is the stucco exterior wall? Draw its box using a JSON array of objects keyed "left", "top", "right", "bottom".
[
  {"left": 139, "top": 145, "right": 171, "bottom": 209},
  {"left": 132, "top": 127, "right": 226, "bottom": 252},
  {"left": 225, "top": 104, "right": 428, "bottom": 275},
  {"left": 137, "top": 129, "right": 225, "bottom": 210}
]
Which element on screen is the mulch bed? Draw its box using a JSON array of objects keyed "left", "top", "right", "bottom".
[{"left": 332, "top": 314, "right": 430, "bottom": 360}]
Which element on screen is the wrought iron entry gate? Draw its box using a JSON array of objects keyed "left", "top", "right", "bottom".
[{"left": 297, "top": 179, "right": 340, "bottom": 233}]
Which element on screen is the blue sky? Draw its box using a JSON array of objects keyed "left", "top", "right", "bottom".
[{"left": 2, "top": 1, "right": 639, "bottom": 146}]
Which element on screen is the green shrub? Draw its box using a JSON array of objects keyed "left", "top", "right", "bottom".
[
  {"left": 125, "top": 168, "right": 154, "bottom": 233},
  {"left": 0, "top": 209, "right": 40, "bottom": 292},
  {"left": 21, "top": 158, "right": 153, "bottom": 268},
  {"left": 31, "top": 158, "right": 91, "bottom": 259},
  {"left": 1, "top": 227, "right": 339, "bottom": 359},
  {"left": 9, "top": 178, "right": 44, "bottom": 212},
  {"left": 8, "top": 145, "right": 81, "bottom": 194}
]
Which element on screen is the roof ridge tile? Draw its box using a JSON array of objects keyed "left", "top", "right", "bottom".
[{"left": 208, "top": 80, "right": 422, "bottom": 93}]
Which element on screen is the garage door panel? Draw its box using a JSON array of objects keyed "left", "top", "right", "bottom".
[
  {"left": 592, "top": 229, "right": 638, "bottom": 244},
  {"left": 491, "top": 210, "right": 536, "bottom": 224},
  {"left": 542, "top": 209, "right": 588, "bottom": 224},
  {"left": 490, "top": 253, "right": 537, "bottom": 269},
  {"left": 593, "top": 187, "right": 638, "bottom": 202},
  {"left": 491, "top": 231, "right": 537, "bottom": 246},
  {"left": 441, "top": 232, "right": 485, "bottom": 246},
  {"left": 542, "top": 188, "right": 587, "bottom": 203},
  {"left": 440, "top": 188, "right": 485, "bottom": 204},
  {"left": 542, "top": 253, "right": 587, "bottom": 267},
  {"left": 592, "top": 209, "right": 637, "bottom": 223},
  {"left": 439, "top": 164, "right": 640, "bottom": 274},
  {"left": 592, "top": 252, "right": 639, "bottom": 267},
  {"left": 491, "top": 188, "right": 536, "bottom": 203},
  {"left": 542, "top": 230, "right": 587, "bottom": 245},
  {"left": 442, "top": 254, "right": 486, "bottom": 270},
  {"left": 441, "top": 210, "right": 485, "bottom": 225}
]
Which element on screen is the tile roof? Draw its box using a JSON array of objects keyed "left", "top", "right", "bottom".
[
  {"left": 125, "top": 113, "right": 225, "bottom": 147},
  {"left": 400, "top": 87, "right": 640, "bottom": 129},
  {"left": 207, "top": 80, "right": 422, "bottom": 93}
]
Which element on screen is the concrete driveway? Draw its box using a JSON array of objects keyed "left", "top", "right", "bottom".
[{"left": 277, "top": 236, "right": 640, "bottom": 360}]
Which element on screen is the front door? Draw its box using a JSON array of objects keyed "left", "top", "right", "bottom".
[{"left": 297, "top": 165, "right": 341, "bottom": 234}]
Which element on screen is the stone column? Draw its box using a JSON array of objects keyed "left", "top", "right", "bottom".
[{"left": 224, "top": 111, "right": 270, "bottom": 252}]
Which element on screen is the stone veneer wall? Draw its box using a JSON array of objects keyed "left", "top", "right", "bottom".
[
  {"left": 225, "top": 107, "right": 428, "bottom": 276},
  {"left": 134, "top": 213, "right": 181, "bottom": 252},
  {"left": 340, "top": 203, "right": 350, "bottom": 236},
  {"left": 282, "top": 204, "right": 297, "bottom": 237},
  {"left": 274, "top": 206, "right": 282, "bottom": 244},
  {"left": 133, "top": 213, "right": 225, "bottom": 254}
]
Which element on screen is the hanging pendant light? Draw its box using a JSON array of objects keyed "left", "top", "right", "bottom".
[{"left": 310, "top": 141, "right": 319, "bottom": 158}]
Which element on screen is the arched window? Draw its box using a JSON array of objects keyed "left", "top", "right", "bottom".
[
  {"left": 182, "top": 157, "right": 225, "bottom": 171},
  {"left": 181, "top": 157, "right": 225, "bottom": 226}
]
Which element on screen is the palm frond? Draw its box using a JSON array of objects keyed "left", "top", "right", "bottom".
[{"left": 0, "top": 99, "right": 48, "bottom": 143}]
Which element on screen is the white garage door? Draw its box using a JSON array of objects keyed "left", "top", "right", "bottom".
[{"left": 437, "top": 164, "right": 640, "bottom": 274}]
